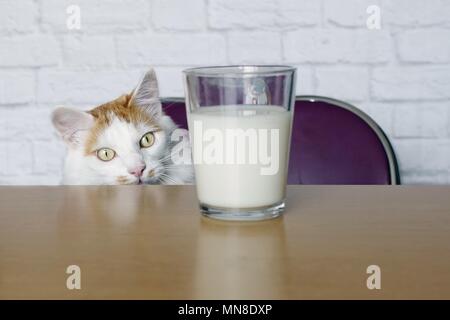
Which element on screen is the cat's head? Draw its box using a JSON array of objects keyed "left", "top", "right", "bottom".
[{"left": 52, "top": 68, "right": 180, "bottom": 185}]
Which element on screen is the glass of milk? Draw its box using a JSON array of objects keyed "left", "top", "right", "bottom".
[{"left": 183, "top": 65, "right": 296, "bottom": 221}]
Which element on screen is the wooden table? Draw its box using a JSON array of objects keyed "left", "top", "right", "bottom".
[{"left": 0, "top": 185, "right": 450, "bottom": 299}]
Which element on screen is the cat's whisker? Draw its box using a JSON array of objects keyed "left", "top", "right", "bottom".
[
  {"left": 159, "top": 173, "right": 178, "bottom": 185},
  {"left": 161, "top": 164, "right": 181, "bottom": 169},
  {"left": 159, "top": 155, "right": 174, "bottom": 163},
  {"left": 159, "top": 173, "right": 173, "bottom": 181}
]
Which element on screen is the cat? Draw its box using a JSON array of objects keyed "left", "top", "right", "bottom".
[{"left": 51, "top": 68, "right": 194, "bottom": 185}]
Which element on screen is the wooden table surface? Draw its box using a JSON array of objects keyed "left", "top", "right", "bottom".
[{"left": 1, "top": 185, "right": 450, "bottom": 299}]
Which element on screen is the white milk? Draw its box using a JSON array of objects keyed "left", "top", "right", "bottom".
[{"left": 189, "top": 105, "right": 292, "bottom": 208}]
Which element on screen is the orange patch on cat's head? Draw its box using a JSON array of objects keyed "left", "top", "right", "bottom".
[{"left": 84, "top": 94, "right": 159, "bottom": 154}]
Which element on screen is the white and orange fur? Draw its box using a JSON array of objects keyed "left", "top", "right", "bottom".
[{"left": 51, "top": 68, "right": 193, "bottom": 185}]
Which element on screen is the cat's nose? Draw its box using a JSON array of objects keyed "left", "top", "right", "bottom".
[{"left": 129, "top": 165, "right": 146, "bottom": 177}]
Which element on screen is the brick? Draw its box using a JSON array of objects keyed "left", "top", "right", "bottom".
[
  {"left": 401, "top": 171, "right": 448, "bottom": 185},
  {"left": 37, "top": 70, "right": 142, "bottom": 105},
  {"left": 0, "top": 72, "right": 34, "bottom": 104},
  {"left": 209, "top": 0, "right": 321, "bottom": 30},
  {"left": 372, "top": 67, "right": 450, "bottom": 101},
  {"left": 152, "top": 0, "right": 206, "bottom": 31},
  {"left": 293, "top": 66, "right": 314, "bottom": 96},
  {"left": 283, "top": 30, "right": 391, "bottom": 64},
  {"left": 397, "top": 29, "right": 450, "bottom": 63},
  {"left": 315, "top": 67, "right": 369, "bottom": 102},
  {"left": 117, "top": 34, "right": 226, "bottom": 66},
  {"left": 390, "top": 139, "right": 421, "bottom": 172},
  {"left": 278, "top": 0, "right": 321, "bottom": 27},
  {"left": 324, "top": 0, "right": 381, "bottom": 27},
  {"left": 208, "top": 0, "right": 278, "bottom": 29},
  {"left": 2, "top": 107, "right": 56, "bottom": 141},
  {"left": 0, "top": 111, "right": 6, "bottom": 140},
  {"left": 41, "top": 0, "right": 150, "bottom": 33},
  {"left": 419, "top": 139, "right": 450, "bottom": 171},
  {"left": 383, "top": 0, "right": 450, "bottom": 26},
  {"left": 4, "top": 141, "right": 33, "bottom": 176},
  {"left": 0, "top": 0, "right": 38, "bottom": 33},
  {"left": 448, "top": 107, "right": 450, "bottom": 138},
  {"left": 0, "top": 174, "right": 61, "bottom": 186},
  {"left": 0, "top": 109, "right": 12, "bottom": 140},
  {"left": 62, "top": 35, "right": 115, "bottom": 68},
  {"left": 153, "top": 67, "right": 185, "bottom": 97},
  {"left": 33, "top": 140, "right": 65, "bottom": 175},
  {"left": 228, "top": 32, "right": 281, "bottom": 64},
  {"left": 393, "top": 103, "right": 448, "bottom": 138},
  {"left": 0, "top": 35, "right": 60, "bottom": 67},
  {"left": 392, "top": 139, "right": 450, "bottom": 172},
  {"left": 0, "top": 107, "right": 53, "bottom": 141},
  {"left": 363, "top": 103, "right": 394, "bottom": 136},
  {"left": 0, "top": 142, "right": 6, "bottom": 174}
]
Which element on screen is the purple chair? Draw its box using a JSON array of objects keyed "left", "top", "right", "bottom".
[{"left": 161, "top": 96, "right": 400, "bottom": 185}]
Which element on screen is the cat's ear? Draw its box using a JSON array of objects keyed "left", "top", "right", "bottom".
[
  {"left": 131, "top": 68, "right": 162, "bottom": 119},
  {"left": 51, "top": 107, "right": 94, "bottom": 148}
]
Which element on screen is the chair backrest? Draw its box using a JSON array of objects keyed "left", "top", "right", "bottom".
[{"left": 161, "top": 96, "right": 400, "bottom": 185}]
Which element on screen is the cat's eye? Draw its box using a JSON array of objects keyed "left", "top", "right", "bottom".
[
  {"left": 96, "top": 148, "right": 116, "bottom": 161},
  {"left": 140, "top": 132, "right": 155, "bottom": 148}
]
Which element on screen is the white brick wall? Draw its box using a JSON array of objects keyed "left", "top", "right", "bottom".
[{"left": 0, "top": 0, "right": 449, "bottom": 185}]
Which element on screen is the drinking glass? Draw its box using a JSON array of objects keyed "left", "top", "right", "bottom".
[{"left": 183, "top": 65, "right": 296, "bottom": 221}]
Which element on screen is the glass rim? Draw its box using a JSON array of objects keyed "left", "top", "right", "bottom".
[{"left": 183, "top": 65, "right": 296, "bottom": 77}]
